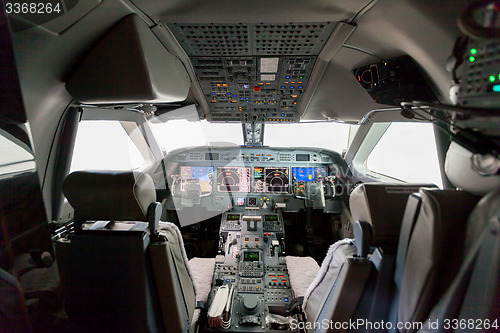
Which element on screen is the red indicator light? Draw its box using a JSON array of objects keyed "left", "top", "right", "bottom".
[{"left": 254, "top": 86, "right": 261, "bottom": 92}]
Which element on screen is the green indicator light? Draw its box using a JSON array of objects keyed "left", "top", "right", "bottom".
[
  {"left": 469, "top": 56, "right": 476, "bottom": 62},
  {"left": 470, "top": 48, "right": 477, "bottom": 55},
  {"left": 498, "top": 73, "right": 500, "bottom": 80},
  {"left": 489, "top": 75, "right": 496, "bottom": 82},
  {"left": 299, "top": 76, "right": 303, "bottom": 79},
  {"left": 493, "top": 84, "right": 500, "bottom": 92}
]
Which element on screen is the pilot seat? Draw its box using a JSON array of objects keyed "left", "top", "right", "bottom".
[
  {"left": 56, "top": 170, "right": 214, "bottom": 332},
  {"left": 285, "top": 183, "right": 438, "bottom": 329}
]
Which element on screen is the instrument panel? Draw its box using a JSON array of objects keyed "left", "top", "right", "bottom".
[
  {"left": 181, "top": 165, "right": 326, "bottom": 194},
  {"left": 164, "top": 147, "right": 348, "bottom": 225},
  {"left": 171, "top": 147, "right": 345, "bottom": 195}
]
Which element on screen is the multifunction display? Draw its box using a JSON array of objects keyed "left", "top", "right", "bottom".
[
  {"left": 180, "top": 166, "right": 214, "bottom": 192},
  {"left": 254, "top": 167, "right": 289, "bottom": 194},
  {"left": 217, "top": 166, "right": 252, "bottom": 193},
  {"left": 291, "top": 167, "right": 327, "bottom": 182},
  {"left": 243, "top": 251, "right": 260, "bottom": 262}
]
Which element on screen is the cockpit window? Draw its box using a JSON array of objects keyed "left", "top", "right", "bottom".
[
  {"left": 366, "top": 122, "right": 443, "bottom": 187},
  {"left": 264, "top": 122, "right": 355, "bottom": 153},
  {"left": 70, "top": 120, "right": 145, "bottom": 172},
  {"left": 150, "top": 120, "right": 243, "bottom": 155},
  {"left": 150, "top": 119, "right": 355, "bottom": 156},
  {"left": 0, "top": 129, "right": 36, "bottom": 176}
]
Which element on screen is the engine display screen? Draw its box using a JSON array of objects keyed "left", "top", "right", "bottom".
[
  {"left": 180, "top": 166, "right": 214, "bottom": 192},
  {"left": 216, "top": 167, "right": 251, "bottom": 193},
  {"left": 264, "top": 214, "right": 278, "bottom": 222},
  {"left": 226, "top": 214, "right": 240, "bottom": 221},
  {"left": 292, "top": 167, "right": 315, "bottom": 181},
  {"left": 292, "top": 167, "right": 327, "bottom": 182},
  {"left": 254, "top": 167, "right": 289, "bottom": 194},
  {"left": 243, "top": 251, "right": 260, "bottom": 262}
]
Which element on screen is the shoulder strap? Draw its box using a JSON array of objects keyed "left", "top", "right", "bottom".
[
  {"left": 367, "top": 250, "right": 397, "bottom": 331},
  {"left": 418, "top": 216, "right": 498, "bottom": 332},
  {"left": 388, "top": 194, "right": 422, "bottom": 332},
  {"left": 394, "top": 193, "right": 422, "bottom": 288}
]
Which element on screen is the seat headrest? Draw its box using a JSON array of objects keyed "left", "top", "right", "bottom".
[
  {"left": 445, "top": 142, "right": 500, "bottom": 196},
  {"left": 349, "top": 183, "right": 437, "bottom": 248},
  {"left": 63, "top": 171, "right": 156, "bottom": 222}
]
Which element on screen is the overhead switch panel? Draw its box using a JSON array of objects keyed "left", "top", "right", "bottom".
[{"left": 168, "top": 22, "right": 335, "bottom": 123}]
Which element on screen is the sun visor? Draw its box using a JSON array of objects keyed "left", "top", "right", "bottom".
[
  {"left": 445, "top": 142, "right": 500, "bottom": 196},
  {"left": 66, "top": 15, "right": 190, "bottom": 104}
]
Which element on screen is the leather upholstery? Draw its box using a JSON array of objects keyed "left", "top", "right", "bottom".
[
  {"left": 150, "top": 223, "right": 197, "bottom": 332},
  {"left": 60, "top": 171, "right": 214, "bottom": 332},
  {"left": 464, "top": 188, "right": 500, "bottom": 252},
  {"left": 418, "top": 189, "right": 500, "bottom": 332},
  {"left": 303, "top": 239, "right": 357, "bottom": 321},
  {"left": 63, "top": 171, "right": 156, "bottom": 222},
  {"left": 397, "top": 189, "right": 479, "bottom": 332},
  {"left": 349, "top": 183, "right": 437, "bottom": 250},
  {"left": 56, "top": 230, "right": 161, "bottom": 332},
  {"left": 313, "top": 258, "right": 372, "bottom": 333},
  {"left": 296, "top": 183, "right": 435, "bottom": 327}
]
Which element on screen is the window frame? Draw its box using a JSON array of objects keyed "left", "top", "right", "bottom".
[
  {"left": 351, "top": 121, "right": 444, "bottom": 186},
  {"left": 0, "top": 126, "right": 36, "bottom": 178},
  {"left": 79, "top": 108, "right": 163, "bottom": 168},
  {"left": 55, "top": 107, "right": 165, "bottom": 222}
]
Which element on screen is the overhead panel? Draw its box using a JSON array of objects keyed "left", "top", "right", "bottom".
[{"left": 167, "top": 22, "right": 335, "bottom": 123}]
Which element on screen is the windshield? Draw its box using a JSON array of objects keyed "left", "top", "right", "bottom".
[
  {"left": 264, "top": 122, "right": 353, "bottom": 152},
  {"left": 150, "top": 119, "right": 355, "bottom": 155}
]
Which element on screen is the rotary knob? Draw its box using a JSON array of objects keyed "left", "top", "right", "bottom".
[{"left": 242, "top": 295, "right": 258, "bottom": 314}]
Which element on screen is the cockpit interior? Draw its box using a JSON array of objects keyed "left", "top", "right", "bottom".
[{"left": 1, "top": 0, "right": 500, "bottom": 332}]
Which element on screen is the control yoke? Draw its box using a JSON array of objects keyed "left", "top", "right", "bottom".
[
  {"left": 305, "top": 181, "right": 326, "bottom": 209},
  {"left": 293, "top": 180, "right": 326, "bottom": 208}
]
